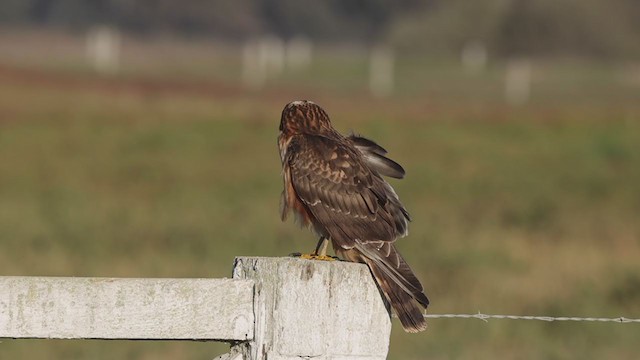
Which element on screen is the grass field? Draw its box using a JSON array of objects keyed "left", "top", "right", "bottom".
[{"left": 1, "top": 31, "right": 640, "bottom": 359}]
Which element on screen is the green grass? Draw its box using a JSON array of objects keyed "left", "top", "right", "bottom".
[{"left": 1, "top": 51, "right": 640, "bottom": 359}]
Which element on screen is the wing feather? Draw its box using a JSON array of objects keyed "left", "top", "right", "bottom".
[
  {"left": 286, "top": 134, "right": 409, "bottom": 248},
  {"left": 349, "top": 135, "right": 405, "bottom": 179}
]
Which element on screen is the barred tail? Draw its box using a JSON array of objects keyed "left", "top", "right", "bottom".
[
  {"left": 366, "top": 256, "right": 429, "bottom": 332},
  {"left": 341, "top": 245, "right": 429, "bottom": 333}
]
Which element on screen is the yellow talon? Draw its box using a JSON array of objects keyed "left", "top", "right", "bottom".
[
  {"left": 289, "top": 238, "right": 340, "bottom": 261},
  {"left": 290, "top": 253, "right": 339, "bottom": 261},
  {"left": 311, "top": 254, "right": 338, "bottom": 261}
]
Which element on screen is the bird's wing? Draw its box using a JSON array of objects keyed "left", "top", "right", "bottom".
[
  {"left": 286, "top": 134, "right": 409, "bottom": 248},
  {"left": 348, "top": 135, "right": 405, "bottom": 179}
]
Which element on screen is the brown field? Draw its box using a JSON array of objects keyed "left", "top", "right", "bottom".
[{"left": 1, "top": 29, "right": 639, "bottom": 359}]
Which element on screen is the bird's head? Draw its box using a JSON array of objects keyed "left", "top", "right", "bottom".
[{"left": 279, "top": 100, "right": 333, "bottom": 135}]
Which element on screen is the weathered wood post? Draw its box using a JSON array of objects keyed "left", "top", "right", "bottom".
[
  {"left": 230, "top": 257, "right": 391, "bottom": 360},
  {"left": 0, "top": 257, "right": 392, "bottom": 359},
  {"left": 0, "top": 277, "right": 254, "bottom": 340}
]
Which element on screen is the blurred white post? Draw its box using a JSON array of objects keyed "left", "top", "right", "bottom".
[
  {"left": 286, "top": 36, "right": 313, "bottom": 71},
  {"left": 242, "top": 40, "right": 265, "bottom": 89},
  {"left": 505, "top": 58, "right": 532, "bottom": 106},
  {"left": 619, "top": 63, "right": 640, "bottom": 87},
  {"left": 461, "top": 41, "right": 488, "bottom": 74},
  {"left": 262, "top": 36, "right": 285, "bottom": 78},
  {"left": 369, "top": 44, "right": 395, "bottom": 98},
  {"left": 86, "top": 25, "right": 121, "bottom": 75},
  {"left": 242, "top": 36, "right": 286, "bottom": 89}
]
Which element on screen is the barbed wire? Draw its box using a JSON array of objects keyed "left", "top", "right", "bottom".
[{"left": 410, "top": 312, "right": 640, "bottom": 323}]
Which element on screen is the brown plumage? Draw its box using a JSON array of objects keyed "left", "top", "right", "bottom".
[{"left": 278, "top": 100, "right": 429, "bottom": 332}]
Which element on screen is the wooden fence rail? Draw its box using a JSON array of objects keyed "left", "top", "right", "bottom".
[{"left": 0, "top": 257, "right": 391, "bottom": 360}]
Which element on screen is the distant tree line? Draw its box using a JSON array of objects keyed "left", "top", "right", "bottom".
[{"left": 1, "top": 0, "right": 638, "bottom": 58}]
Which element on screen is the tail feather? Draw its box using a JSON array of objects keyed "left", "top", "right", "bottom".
[
  {"left": 355, "top": 242, "right": 429, "bottom": 307},
  {"left": 340, "top": 245, "right": 429, "bottom": 333},
  {"left": 366, "top": 257, "right": 428, "bottom": 332}
]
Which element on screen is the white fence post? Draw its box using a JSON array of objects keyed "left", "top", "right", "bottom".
[
  {"left": 505, "top": 58, "right": 532, "bottom": 106},
  {"left": 262, "top": 36, "right": 285, "bottom": 78},
  {"left": 86, "top": 25, "right": 121, "bottom": 75},
  {"left": 286, "top": 36, "right": 313, "bottom": 71},
  {"left": 242, "top": 40, "right": 265, "bottom": 89},
  {"left": 231, "top": 257, "right": 391, "bottom": 360},
  {"left": 461, "top": 41, "right": 488, "bottom": 74},
  {"left": 242, "top": 36, "right": 287, "bottom": 89},
  {"left": 369, "top": 45, "right": 395, "bottom": 98},
  {"left": 0, "top": 257, "right": 392, "bottom": 359},
  {"left": 0, "top": 277, "right": 254, "bottom": 341}
]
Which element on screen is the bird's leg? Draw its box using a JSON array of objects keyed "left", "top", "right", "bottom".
[
  {"left": 310, "top": 236, "right": 337, "bottom": 261},
  {"left": 313, "top": 236, "right": 328, "bottom": 257},
  {"left": 291, "top": 236, "right": 337, "bottom": 261}
]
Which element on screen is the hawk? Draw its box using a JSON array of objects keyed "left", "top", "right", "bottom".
[{"left": 278, "top": 100, "right": 429, "bottom": 332}]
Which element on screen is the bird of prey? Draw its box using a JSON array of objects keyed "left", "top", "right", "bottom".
[{"left": 278, "top": 100, "right": 429, "bottom": 332}]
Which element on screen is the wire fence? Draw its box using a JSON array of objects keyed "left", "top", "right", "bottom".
[{"left": 413, "top": 312, "right": 640, "bottom": 323}]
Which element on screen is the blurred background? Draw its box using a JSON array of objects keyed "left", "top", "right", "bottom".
[{"left": 1, "top": 0, "right": 639, "bottom": 359}]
